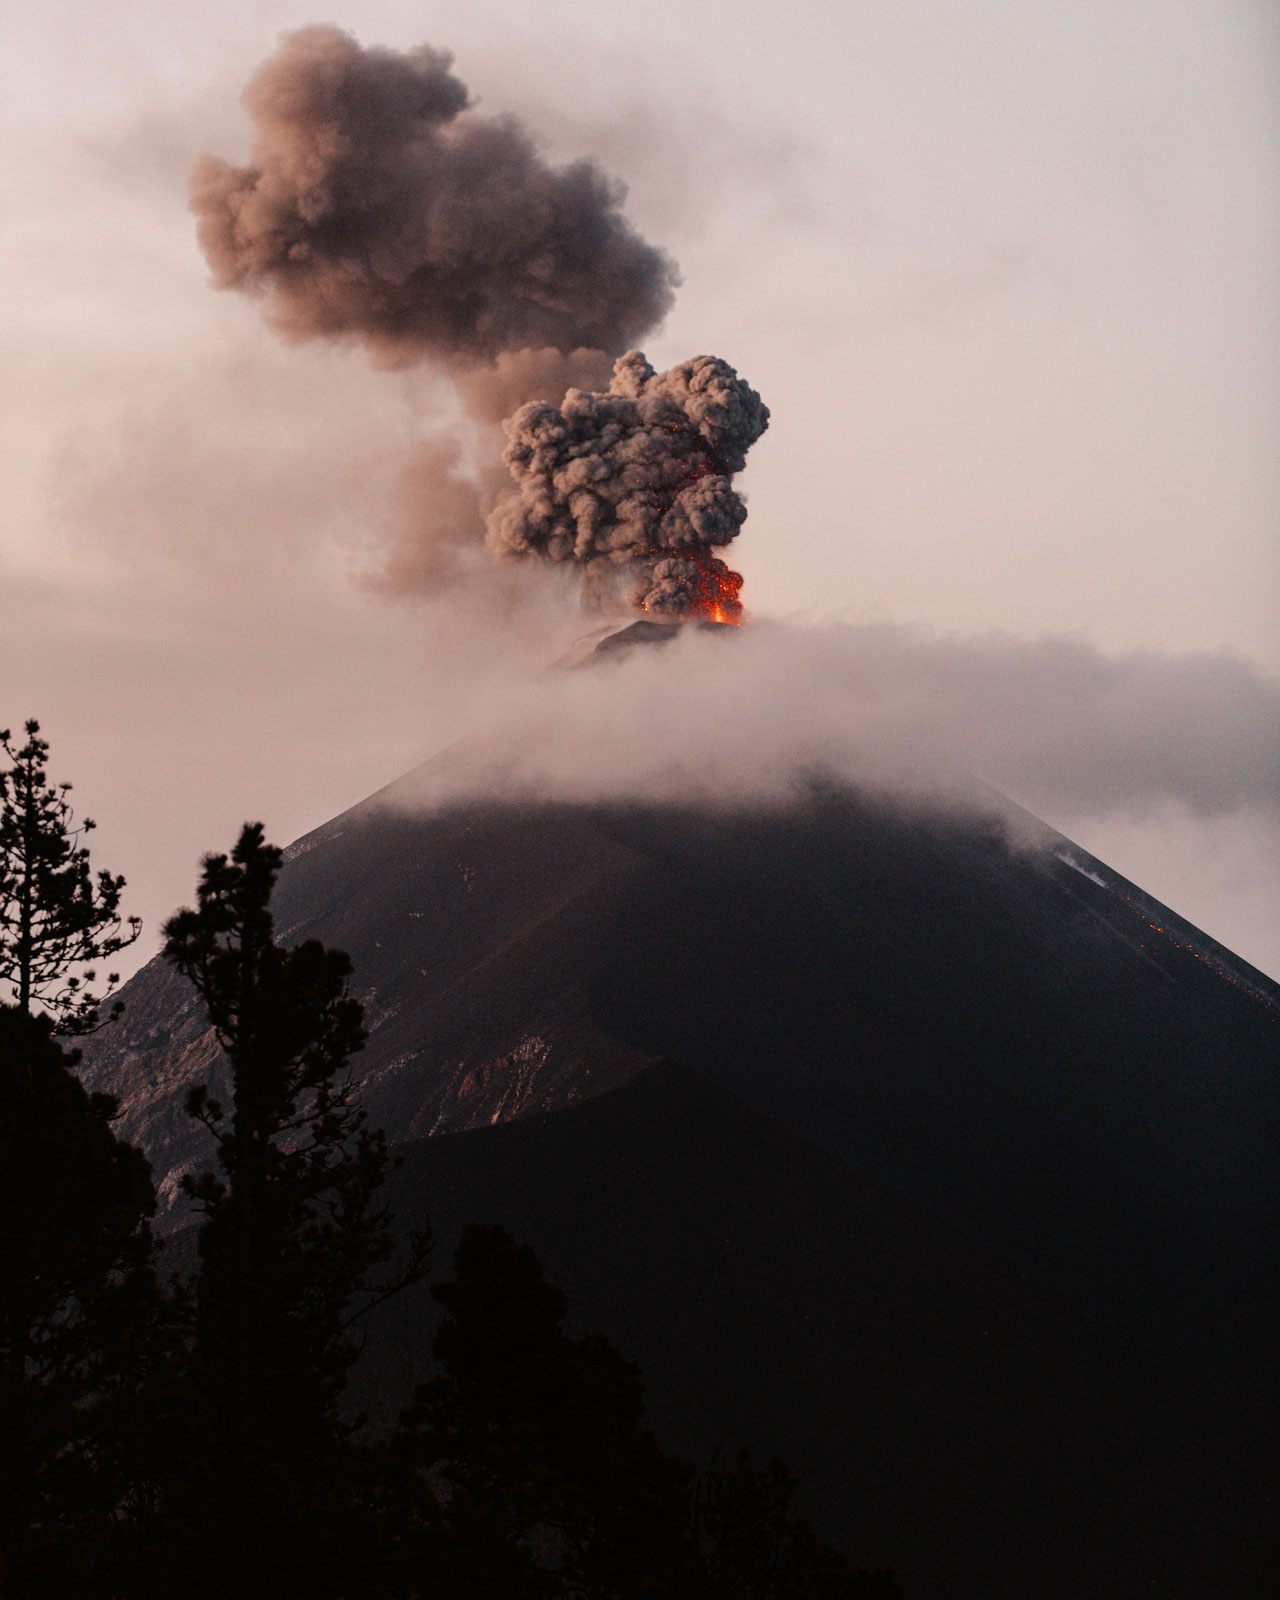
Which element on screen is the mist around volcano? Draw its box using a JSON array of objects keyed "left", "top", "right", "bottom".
[{"left": 392, "top": 616, "right": 1280, "bottom": 853}]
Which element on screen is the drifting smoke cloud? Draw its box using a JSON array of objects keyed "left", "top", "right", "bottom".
[
  {"left": 392, "top": 621, "right": 1280, "bottom": 826},
  {"left": 487, "top": 351, "right": 769, "bottom": 615},
  {"left": 190, "top": 26, "right": 697, "bottom": 598},
  {"left": 190, "top": 26, "right": 676, "bottom": 364},
  {"left": 190, "top": 27, "right": 777, "bottom": 611},
  {"left": 378, "top": 348, "right": 617, "bottom": 594}
]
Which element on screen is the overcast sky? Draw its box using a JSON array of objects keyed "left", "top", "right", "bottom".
[{"left": 2, "top": 0, "right": 1278, "bottom": 977}]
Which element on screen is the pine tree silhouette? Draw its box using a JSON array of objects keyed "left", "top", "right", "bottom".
[
  {"left": 162, "top": 822, "right": 429, "bottom": 1596},
  {"left": 694, "top": 1453, "right": 904, "bottom": 1599},
  {"left": 0, "top": 1006, "right": 159, "bottom": 1597},
  {"left": 403, "top": 1223, "right": 702, "bottom": 1598},
  {"left": 0, "top": 720, "right": 169, "bottom": 1596},
  {"left": 0, "top": 722, "right": 140, "bottom": 1034}
]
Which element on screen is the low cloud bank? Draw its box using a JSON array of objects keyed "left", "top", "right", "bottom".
[{"left": 390, "top": 619, "right": 1280, "bottom": 824}]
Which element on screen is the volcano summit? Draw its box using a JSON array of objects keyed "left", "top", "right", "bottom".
[{"left": 79, "top": 758, "right": 1278, "bottom": 1600}]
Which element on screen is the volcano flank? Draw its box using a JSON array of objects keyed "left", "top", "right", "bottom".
[{"left": 79, "top": 763, "right": 1278, "bottom": 1598}]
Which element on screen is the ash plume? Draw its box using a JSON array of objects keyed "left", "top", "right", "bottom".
[
  {"left": 456, "top": 347, "right": 616, "bottom": 425},
  {"left": 190, "top": 26, "right": 693, "bottom": 594},
  {"left": 377, "top": 348, "right": 618, "bottom": 594},
  {"left": 190, "top": 26, "right": 676, "bottom": 366},
  {"left": 486, "top": 350, "right": 770, "bottom": 616}
]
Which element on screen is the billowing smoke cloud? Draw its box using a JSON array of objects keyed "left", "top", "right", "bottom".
[
  {"left": 456, "top": 347, "right": 617, "bottom": 425},
  {"left": 190, "top": 27, "right": 677, "bottom": 365},
  {"left": 487, "top": 351, "right": 770, "bottom": 615},
  {"left": 190, "top": 26, "right": 692, "bottom": 595},
  {"left": 375, "top": 348, "right": 618, "bottom": 594}
]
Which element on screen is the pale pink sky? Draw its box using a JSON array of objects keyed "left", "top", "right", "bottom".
[{"left": 2, "top": 0, "right": 1278, "bottom": 975}]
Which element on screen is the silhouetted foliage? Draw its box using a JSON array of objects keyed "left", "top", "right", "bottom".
[
  {"left": 1, "top": 796, "right": 906, "bottom": 1597},
  {"left": 397, "top": 1222, "right": 702, "bottom": 1598},
  {"left": 694, "top": 1453, "right": 903, "bottom": 1600},
  {"left": 0, "top": 1004, "right": 161, "bottom": 1595},
  {"left": 0, "top": 722, "right": 140, "bottom": 1033},
  {"left": 375, "top": 1224, "right": 903, "bottom": 1599},
  {"left": 161, "top": 822, "right": 430, "bottom": 1594}
]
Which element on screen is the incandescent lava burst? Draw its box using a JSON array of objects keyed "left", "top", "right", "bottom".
[
  {"left": 651, "top": 550, "right": 745, "bottom": 624},
  {"left": 487, "top": 351, "right": 768, "bottom": 618}
]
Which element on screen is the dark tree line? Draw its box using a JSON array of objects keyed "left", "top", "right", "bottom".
[{"left": 0, "top": 721, "right": 902, "bottom": 1599}]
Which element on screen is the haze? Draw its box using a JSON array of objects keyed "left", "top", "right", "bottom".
[{"left": 2, "top": 0, "right": 1277, "bottom": 976}]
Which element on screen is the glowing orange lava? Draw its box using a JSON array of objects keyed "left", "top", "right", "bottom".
[{"left": 678, "top": 548, "right": 745, "bottom": 624}]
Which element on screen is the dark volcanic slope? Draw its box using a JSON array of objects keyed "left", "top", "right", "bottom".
[
  {"left": 80, "top": 781, "right": 1279, "bottom": 1598},
  {"left": 360, "top": 1061, "right": 1229, "bottom": 1600}
]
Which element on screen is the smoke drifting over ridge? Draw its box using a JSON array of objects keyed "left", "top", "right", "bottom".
[
  {"left": 191, "top": 26, "right": 776, "bottom": 611},
  {"left": 394, "top": 621, "right": 1280, "bottom": 829}
]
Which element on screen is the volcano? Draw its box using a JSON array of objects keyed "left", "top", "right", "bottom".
[{"left": 78, "top": 751, "right": 1278, "bottom": 1598}]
